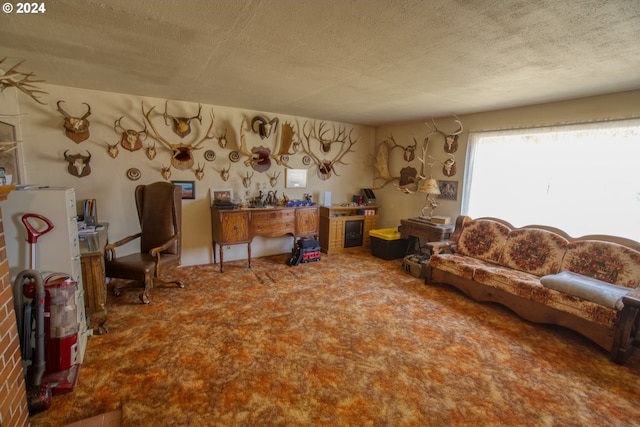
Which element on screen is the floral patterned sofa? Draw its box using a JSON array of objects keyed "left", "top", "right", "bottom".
[{"left": 426, "top": 216, "right": 640, "bottom": 364}]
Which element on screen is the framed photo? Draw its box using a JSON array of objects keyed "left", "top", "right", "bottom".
[
  {"left": 210, "top": 188, "right": 233, "bottom": 203},
  {"left": 437, "top": 180, "right": 458, "bottom": 201},
  {"left": 172, "top": 180, "right": 196, "bottom": 199},
  {"left": 285, "top": 169, "right": 307, "bottom": 189}
]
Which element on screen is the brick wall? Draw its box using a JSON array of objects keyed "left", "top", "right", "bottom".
[{"left": 0, "top": 186, "right": 29, "bottom": 427}]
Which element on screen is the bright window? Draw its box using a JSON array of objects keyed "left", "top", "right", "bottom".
[{"left": 462, "top": 119, "right": 640, "bottom": 242}]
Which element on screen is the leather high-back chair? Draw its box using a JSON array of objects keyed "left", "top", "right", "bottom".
[{"left": 105, "top": 182, "right": 184, "bottom": 304}]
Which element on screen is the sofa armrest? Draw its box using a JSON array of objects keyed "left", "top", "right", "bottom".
[
  {"left": 425, "top": 241, "right": 455, "bottom": 255},
  {"left": 622, "top": 288, "right": 640, "bottom": 308}
]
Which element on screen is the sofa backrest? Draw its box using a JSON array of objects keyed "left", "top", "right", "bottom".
[
  {"left": 501, "top": 228, "right": 569, "bottom": 276},
  {"left": 456, "top": 218, "right": 511, "bottom": 263},
  {"left": 561, "top": 240, "right": 640, "bottom": 288}
]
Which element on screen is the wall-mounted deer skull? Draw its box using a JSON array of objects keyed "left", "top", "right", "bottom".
[
  {"left": 143, "top": 103, "right": 215, "bottom": 170},
  {"left": 302, "top": 121, "right": 357, "bottom": 180},
  {"left": 218, "top": 163, "right": 231, "bottom": 182},
  {"left": 163, "top": 100, "right": 202, "bottom": 138},
  {"left": 57, "top": 101, "right": 91, "bottom": 143},
  {"left": 105, "top": 141, "right": 119, "bottom": 159},
  {"left": 161, "top": 164, "right": 172, "bottom": 180},
  {"left": 194, "top": 163, "right": 205, "bottom": 181},
  {"left": 145, "top": 142, "right": 157, "bottom": 160},
  {"left": 64, "top": 150, "right": 91, "bottom": 177},
  {"left": 267, "top": 171, "right": 280, "bottom": 187},
  {"left": 217, "top": 128, "right": 228, "bottom": 148},
  {"left": 114, "top": 116, "right": 147, "bottom": 151},
  {"left": 242, "top": 171, "right": 254, "bottom": 188}
]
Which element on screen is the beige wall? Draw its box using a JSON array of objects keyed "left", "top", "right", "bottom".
[
  {"left": 5, "top": 84, "right": 375, "bottom": 266},
  {"left": 374, "top": 90, "right": 640, "bottom": 228},
  {"left": 5, "top": 86, "right": 640, "bottom": 266}
]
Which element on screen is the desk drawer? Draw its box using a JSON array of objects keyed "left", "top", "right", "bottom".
[{"left": 252, "top": 210, "right": 295, "bottom": 236}]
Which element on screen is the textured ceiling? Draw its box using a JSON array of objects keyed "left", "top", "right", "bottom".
[{"left": 1, "top": 0, "right": 639, "bottom": 126}]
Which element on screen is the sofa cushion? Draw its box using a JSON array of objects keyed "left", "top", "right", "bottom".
[
  {"left": 501, "top": 228, "right": 568, "bottom": 277},
  {"left": 456, "top": 219, "right": 511, "bottom": 264},
  {"left": 473, "top": 265, "right": 619, "bottom": 327},
  {"left": 429, "top": 253, "right": 492, "bottom": 280},
  {"left": 561, "top": 240, "right": 640, "bottom": 288},
  {"left": 540, "top": 271, "right": 630, "bottom": 310}
]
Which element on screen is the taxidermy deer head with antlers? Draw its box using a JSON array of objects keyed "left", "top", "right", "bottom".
[
  {"left": 57, "top": 101, "right": 91, "bottom": 143},
  {"left": 302, "top": 121, "right": 357, "bottom": 180},
  {"left": 114, "top": 116, "right": 147, "bottom": 151},
  {"left": 142, "top": 102, "right": 215, "bottom": 170},
  {"left": 238, "top": 119, "right": 298, "bottom": 171},
  {"left": 163, "top": 100, "right": 202, "bottom": 138}
]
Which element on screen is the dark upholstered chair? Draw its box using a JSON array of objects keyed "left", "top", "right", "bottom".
[{"left": 105, "top": 182, "right": 183, "bottom": 304}]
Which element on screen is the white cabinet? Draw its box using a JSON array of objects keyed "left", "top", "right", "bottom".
[{"left": 4, "top": 187, "right": 90, "bottom": 364}]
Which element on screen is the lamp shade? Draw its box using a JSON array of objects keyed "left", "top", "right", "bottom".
[{"left": 419, "top": 178, "right": 441, "bottom": 195}]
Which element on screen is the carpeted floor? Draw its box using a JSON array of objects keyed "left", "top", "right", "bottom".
[{"left": 31, "top": 251, "right": 640, "bottom": 427}]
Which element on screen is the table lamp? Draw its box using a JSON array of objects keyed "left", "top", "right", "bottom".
[{"left": 418, "top": 178, "right": 440, "bottom": 219}]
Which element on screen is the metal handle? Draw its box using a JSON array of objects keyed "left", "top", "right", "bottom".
[{"left": 21, "top": 213, "right": 55, "bottom": 244}]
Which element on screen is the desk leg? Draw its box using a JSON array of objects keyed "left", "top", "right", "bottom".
[
  {"left": 212, "top": 240, "right": 217, "bottom": 265},
  {"left": 247, "top": 243, "right": 251, "bottom": 268},
  {"left": 219, "top": 244, "right": 224, "bottom": 273}
]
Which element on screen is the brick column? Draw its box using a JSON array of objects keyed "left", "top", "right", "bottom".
[{"left": 0, "top": 185, "right": 29, "bottom": 427}]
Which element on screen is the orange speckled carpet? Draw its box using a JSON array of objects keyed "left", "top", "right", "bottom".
[{"left": 31, "top": 251, "right": 640, "bottom": 426}]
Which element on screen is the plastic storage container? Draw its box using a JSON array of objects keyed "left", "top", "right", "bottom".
[{"left": 369, "top": 228, "right": 408, "bottom": 260}]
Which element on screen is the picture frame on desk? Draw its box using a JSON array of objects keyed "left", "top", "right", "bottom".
[
  {"left": 210, "top": 188, "right": 233, "bottom": 203},
  {"left": 437, "top": 180, "right": 458, "bottom": 201},
  {"left": 172, "top": 180, "right": 196, "bottom": 199}
]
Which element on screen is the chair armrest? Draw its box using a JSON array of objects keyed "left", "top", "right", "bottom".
[
  {"left": 149, "top": 234, "right": 179, "bottom": 258},
  {"left": 104, "top": 232, "right": 142, "bottom": 260}
]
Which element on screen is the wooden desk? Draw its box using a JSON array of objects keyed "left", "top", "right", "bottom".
[
  {"left": 400, "top": 218, "right": 454, "bottom": 253},
  {"left": 211, "top": 206, "right": 319, "bottom": 272},
  {"left": 79, "top": 224, "right": 109, "bottom": 334}
]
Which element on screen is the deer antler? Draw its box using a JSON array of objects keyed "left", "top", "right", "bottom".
[
  {"left": 303, "top": 121, "right": 357, "bottom": 180},
  {"left": 0, "top": 58, "right": 47, "bottom": 105},
  {"left": 238, "top": 117, "right": 261, "bottom": 167}
]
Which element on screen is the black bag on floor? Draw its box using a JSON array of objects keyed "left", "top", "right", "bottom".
[{"left": 287, "top": 238, "right": 321, "bottom": 266}]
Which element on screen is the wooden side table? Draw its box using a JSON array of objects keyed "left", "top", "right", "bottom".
[
  {"left": 399, "top": 218, "right": 454, "bottom": 254},
  {"left": 79, "top": 224, "right": 109, "bottom": 334}
]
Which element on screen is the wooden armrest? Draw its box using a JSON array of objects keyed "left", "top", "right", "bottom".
[
  {"left": 149, "top": 234, "right": 179, "bottom": 258},
  {"left": 622, "top": 288, "right": 640, "bottom": 308},
  {"left": 425, "top": 240, "right": 454, "bottom": 255},
  {"left": 104, "top": 232, "right": 142, "bottom": 260}
]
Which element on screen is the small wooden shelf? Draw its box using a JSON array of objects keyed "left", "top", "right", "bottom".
[{"left": 319, "top": 205, "right": 379, "bottom": 254}]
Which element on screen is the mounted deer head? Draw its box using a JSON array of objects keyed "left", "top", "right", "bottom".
[
  {"left": 424, "top": 116, "right": 463, "bottom": 154},
  {"left": 145, "top": 141, "right": 157, "bottom": 160},
  {"left": 302, "top": 121, "right": 357, "bottom": 180},
  {"left": 267, "top": 171, "right": 280, "bottom": 187},
  {"left": 57, "top": 101, "right": 91, "bottom": 143},
  {"left": 0, "top": 58, "right": 47, "bottom": 105},
  {"left": 163, "top": 100, "right": 202, "bottom": 138},
  {"left": 217, "top": 128, "right": 228, "bottom": 148},
  {"left": 114, "top": 116, "right": 147, "bottom": 151},
  {"left": 161, "top": 164, "right": 172, "bottom": 180},
  {"left": 142, "top": 102, "right": 215, "bottom": 170},
  {"left": 238, "top": 118, "right": 297, "bottom": 171},
  {"left": 105, "top": 141, "right": 119, "bottom": 159},
  {"left": 64, "top": 150, "right": 92, "bottom": 177},
  {"left": 194, "top": 163, "right": 205, "bottom": 181},
  {"left": 242, "top": 171, "right": 254, "bottom": 188},
  {"left": 218, "top": 163, "right": 231, "bottom": 182}
]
